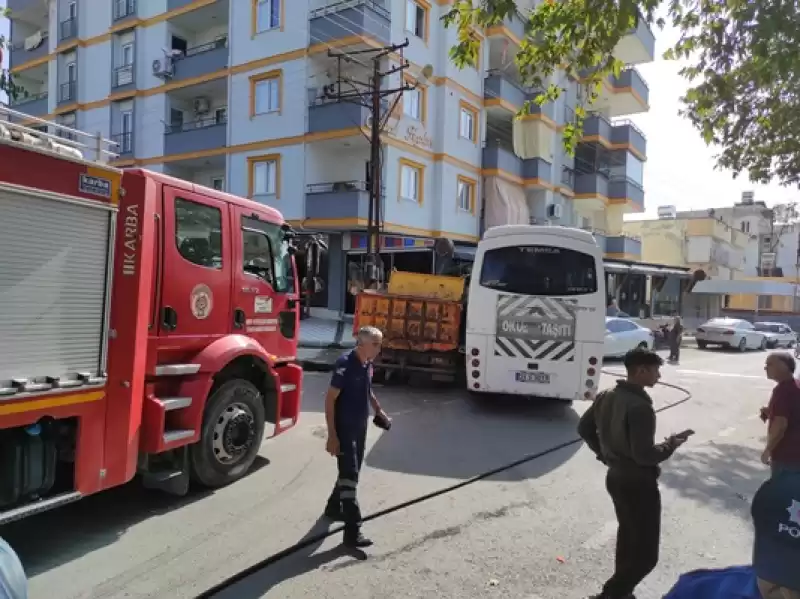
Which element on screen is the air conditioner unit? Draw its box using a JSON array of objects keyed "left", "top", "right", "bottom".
[
  {"left": 193, "top": 97, "right": 210, "bottom": 114},
  {"left": 547, "top": 203, "right": 563, "bottom": 219},
  {"left": 152, "top": 58, "right": 173, "bottom": 79}
]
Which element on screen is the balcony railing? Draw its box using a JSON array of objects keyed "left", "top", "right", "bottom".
[
  {"left": 165, "top": 114, "right": 227, "bottom": 135},
  {"left": 113, "top": 0, "right": 136, "bottom": 20},
  {"left": 181, "top": 37, "right": 228, "bottom": 58},
  {"left": 10, "top": 91, "right": 48, "bottom": 106},
  {"left": 561, "top": 166, "right": 575, "bottom": 188},
  {"left": 59, "top": 81, "right": 76, "bottom": 103},
  {"left": 112, "top": 64, "right": 135, "bottom": 88},
  {"left": 60, "top": 17, "right": 77, "bottom": 41},
  {"left": 612, "top": 118, "right": 646, "bottom": 140},
  {"left": 112, "top": 132, "right": 133, "bottom": 154}
]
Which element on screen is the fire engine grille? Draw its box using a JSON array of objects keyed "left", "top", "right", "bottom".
[{"left": 0, "top": 187, "right": 112, "bottom": 391}]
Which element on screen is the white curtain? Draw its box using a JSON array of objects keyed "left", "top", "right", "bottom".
[
  {"left": 512, "top": 119, "right": 540, "bottom": 160},
  {"left": 484, "top": 176, "right": 530, "bottom": 229}
]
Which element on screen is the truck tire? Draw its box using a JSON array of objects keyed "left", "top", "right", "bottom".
[{"left": 190, "top": 379, "right": 266, "bottom": 488}]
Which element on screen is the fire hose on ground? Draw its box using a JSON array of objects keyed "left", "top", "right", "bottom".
[{"left": 197, "top": 370, "right": 693, "bottom": 597}]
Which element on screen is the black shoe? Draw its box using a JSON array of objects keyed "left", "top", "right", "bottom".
[
  {"left": 344, "top": 533, "right": 373, "bottom": 548},
  {"left": 324, "top": 505, "right": 344, "bottom": 522}
]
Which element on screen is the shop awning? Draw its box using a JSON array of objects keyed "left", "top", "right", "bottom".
[
  {"left": 692, "top": 279, "right": 798, "bottom": 296},
  {"left": 604, "top": 260, "right": 692, "bottom": 278}
]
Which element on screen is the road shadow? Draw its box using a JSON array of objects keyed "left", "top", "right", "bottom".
[
  {"left": 365, "top": 388, "right": 582, "bottom": 482},
  {"left": 0, "top": 456, "right": 270, "bottom": 577},
  {"left": 210, "top": 517, "right": 363, "bottom": 598},
  {"left": 659, "top": 441, "right": 766, "bottom": 519}
]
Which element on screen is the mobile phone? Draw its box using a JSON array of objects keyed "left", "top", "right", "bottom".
[{"left": 674, "top": 429, "right": 695, "bottom": 440}]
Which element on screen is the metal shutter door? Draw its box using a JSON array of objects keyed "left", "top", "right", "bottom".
[{"left": 0, "top": 188, "right": 111, "bottom": 384}]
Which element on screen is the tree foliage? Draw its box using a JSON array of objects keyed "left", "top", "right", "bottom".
[{"left": 444, "top": 0, "right": 800, "bottom": 187}]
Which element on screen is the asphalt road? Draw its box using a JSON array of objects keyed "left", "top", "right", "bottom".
[{"left": 2, "top": 345, "right": 780, "bottom": 599}]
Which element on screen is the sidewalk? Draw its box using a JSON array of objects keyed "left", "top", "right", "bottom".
[{"left": 298, "top": 317, "right": 356, "bottom": 371}]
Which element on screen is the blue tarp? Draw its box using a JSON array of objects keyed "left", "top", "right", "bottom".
[{"left": 663, "top": 566, "right": 759, "bottom": 599}]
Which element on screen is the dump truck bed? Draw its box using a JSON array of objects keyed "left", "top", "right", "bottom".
[{"left": 353, "top": 272, "right": 465, "bottom": 353}]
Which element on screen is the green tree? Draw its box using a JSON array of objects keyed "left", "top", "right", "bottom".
[
  {"left": 0, "top": 7, "right": 26, "bottom": 103},
  {"left": 444, "top": 0, "right": 800, "bottom": 186}
]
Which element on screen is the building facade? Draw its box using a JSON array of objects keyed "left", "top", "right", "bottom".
[{"left": 7, "top": 0, "right": 654, "bottom": 314}]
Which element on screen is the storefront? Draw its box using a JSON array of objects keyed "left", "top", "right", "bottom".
[{"left": 604, "top": 259, "right": 692, "bottom": 319}]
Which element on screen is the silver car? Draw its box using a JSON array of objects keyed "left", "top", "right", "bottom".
[
  {"left": 695, "top": 317, "right": 767, "bottom": 351},
  {"left": 753, "top": 321, "right": 798, "bottom": 348}
]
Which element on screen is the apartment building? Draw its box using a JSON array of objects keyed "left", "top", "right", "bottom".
[{"left": 6, "top": 0, "right": 654, "bottom": 314}]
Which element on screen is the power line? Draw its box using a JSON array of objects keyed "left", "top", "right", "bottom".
[{"left": 322, "top": 39, "right": 415, "bottom": 280}]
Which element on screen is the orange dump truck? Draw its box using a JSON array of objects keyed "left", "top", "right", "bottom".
[{"left": 353, "top": 272, "right": 466, "bottom": 383}]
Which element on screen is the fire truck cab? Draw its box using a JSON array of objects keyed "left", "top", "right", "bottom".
[{"left": 0, "top": 108, "right": 303, "bottom": 524}]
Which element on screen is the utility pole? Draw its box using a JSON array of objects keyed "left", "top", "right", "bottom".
[{"left": 323, "top": 40, "right": 414, "bottom": 286}]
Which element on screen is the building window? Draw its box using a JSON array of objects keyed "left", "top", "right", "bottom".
[
  {"left": 399, "top": 159, "right": 424, "bottom": 204},
  {"left": 211, "top": 177, "right": 224, "bottom": 191},
  {"left": 740, "top": 220, "right": 750, "bottom": 233},
  {"left": 175, "top": 197, "right": 223, "bottom": 270},
  {"left": 121, "top": 42, "right": 134, "bottom": 65},
  {"left": 403, "top": 85, "right": 423, "bottom": 121},
  {"left": 251, "top": 70, "right": 281, "bottom": 116},
  {"left": 405, "top": 0, "right": 428, "bottom": 41},
  {"left": 120, "top": 110, "right": 133, "bottom": 152},
  {"left": 459, "top": 101, "right": 478, "bottom": 142},
  {"left": 254, "top": 0, "right": 281, "bottom": 34},
  {"left": 248, "top": 154, "right": 281, "bottom": 198},
  {"left": 457, "top": 176, "right": 476, "bottom": 213}
]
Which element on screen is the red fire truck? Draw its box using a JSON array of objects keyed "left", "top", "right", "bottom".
[{"left": 0, "top": 109, "right": 304, "bottom": 524}]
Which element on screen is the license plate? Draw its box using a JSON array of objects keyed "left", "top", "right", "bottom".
[{"left": 515, "top": 371, "right": 550, "bottom": 384}]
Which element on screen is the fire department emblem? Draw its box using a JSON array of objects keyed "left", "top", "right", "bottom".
[{"left": 191, "top": 284, "right": 213, "bottom": 320}]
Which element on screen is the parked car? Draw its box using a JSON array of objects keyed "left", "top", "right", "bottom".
[
  {"left": 753, "top": 322, "right": 797, "bottom": 348},
  {"left": 695, "top": 317, "right": 767, "bottom": 351},
  {"left": 604, "top": 317, "right": 655, "bottom": 358}
]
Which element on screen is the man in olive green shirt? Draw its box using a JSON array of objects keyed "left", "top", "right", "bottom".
[{"left": 578, "top": 348, "right": 688, "bottom": 599}]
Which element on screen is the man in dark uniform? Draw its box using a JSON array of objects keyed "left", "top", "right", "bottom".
[
  {"left": 578, "top": 348, "right": 689, "bottom": 599},
  {"left": 323, "top": 325, "right": 388, "bottom": 548}
]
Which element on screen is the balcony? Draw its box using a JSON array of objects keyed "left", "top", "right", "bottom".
[
  {"left": 10, "top": 92, "right": 49, "bottom": 118},
  {"left": 604, "top": 67, "right": 649, "bottom": 117},
  {"left": 523, "top": 158, "right": 552, "bottom": 185},
  {"left": 172, "top": 37, "right": 229, "bottom": 81},
  {"left": 589, "top": 230, "right": 607, "bottom": 252},
  {"left": 7, "top": 0, "right": 38, "bottom": 14},
  {"left": 58, "top": 81, "right": 77, "bottom": 105},
  {"left": 309, "top": 0, "right": 391, "bottom": 47},
  {"left": 484, "top": 71, "right": 556, "bottom": 122},
  {"left": 574, "top": 172, "right": 609, "bottom": 210},
  {"left": 610, "top": 120, "right": 647, "bottom": 159},
  {"left": 613, "top": 13, "right": 656, "bottom": 65},
  {"left": 113, "top": 0, "right": 137, "bottom": 24},
  {"left": 483, "top": 139, "right": 522, "bottom": 178},
  {"left": 167, "top": 0, "right": 201, "bottom": 9},
  {"left": 560, "top": 166, "right": 575, "bottom": 190},
  {"left": 9, "top": 35, "right": 49, "bottom": 71},
  {"left": 308, "top": 99, "right": 374, "bottom": 135},
  {"left": 59, "top": 18, "right": 77, "bottom": 43},
  {"left": 582, "top": 114, "right": 612, "bottom": 142},
  {"left": 111, "top": 132, "right": 134, "bottom": 158},
  {"left": 164, "top": 115, "right": 227, "bottom": 155},
  {"left": 606, "top": 235, "right": 642, "bottom": 257},
  {"left": 486, "top": 10, "right": 526, "bottom": 43},
  {"left": 306, "top": 181, "right": 371, "bottom": 220},
  {"left": 112, "top": 64, "right": 135, "bottom": 91},
  {"left": 608, "top": 177, "right": 645, "bottom": 211}
]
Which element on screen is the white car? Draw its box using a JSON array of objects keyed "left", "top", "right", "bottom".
[
  {"left": 695, "top": 317, "right": 767, "bottom": 351},
  {"left": 753, "top": 322, "right": 797, "bottom": 348},
  {"left": 604, "top": 317, "right": 654, "bottom": 358}
]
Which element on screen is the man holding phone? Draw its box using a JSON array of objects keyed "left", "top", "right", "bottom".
[
  {"left": 578, "top": 348, "right": 690, "bottom": 599},
  {"left": 323, "top": 326, "right": 391, "bottom": 549},
  {"left": 760, "top": 352, "right": 800, "bottom": 476}
]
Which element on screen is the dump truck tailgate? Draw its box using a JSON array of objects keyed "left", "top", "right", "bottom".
[{"left": 354, "top": 292, "right": 462, "bottom": 352}]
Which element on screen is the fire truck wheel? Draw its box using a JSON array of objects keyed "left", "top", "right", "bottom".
[{"left": 190, "top": 378, "right": 266, "bottom": 488}]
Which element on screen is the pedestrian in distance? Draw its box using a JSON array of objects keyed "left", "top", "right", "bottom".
[
  {"left": 667, "top": 315, "right": 683, "bottom": 365},
  {"left": 760, "top": 352, "right": 800, "bottom": 476},
  {"left": 323, "top": 325, "right": 391, "bottom": 549},
  {"left": 578, "top": 347, "right": 691, "bottom": 599}
]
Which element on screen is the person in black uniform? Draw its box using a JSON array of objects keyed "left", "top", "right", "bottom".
[
  {"left": 323, "top": 325, "right": 388, "bottom": 548},
  {"left": 578, "top": 348, "right": 689, "bottom": 599}
]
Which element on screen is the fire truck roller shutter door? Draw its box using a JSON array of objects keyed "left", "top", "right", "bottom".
[{"left": 0, "top": 187, "right": 112, "bottom": 386}]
